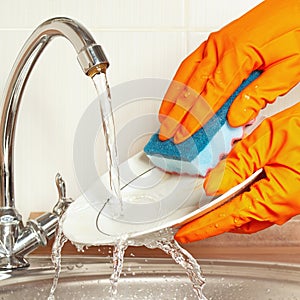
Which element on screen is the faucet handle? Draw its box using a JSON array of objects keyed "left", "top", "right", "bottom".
[
  {"left": 53, "top": 173, "right": 73, "bottom": 216},
  {"left": 55, "top": 173, "right": 66, "bottom": 199}
]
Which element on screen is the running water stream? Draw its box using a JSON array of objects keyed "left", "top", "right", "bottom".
[
  {"left": 109, "top": 235, "right": 129, "bottom": 299},
  {"left": 48, "top": 214, "right": 68, "bottom": 300},
  {"left": 92, "top": 72, "right": 207, "bottom": 299},
  {"left": 48, "top": 71, "right": 207, "bottom": 299},
  {"left": 92, "top": 71, "right": 123, "bottom": 217}
]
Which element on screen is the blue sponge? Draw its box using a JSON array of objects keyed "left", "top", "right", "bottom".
[{"left": 144, "top": 70, "right": 262, "bottom": 176}]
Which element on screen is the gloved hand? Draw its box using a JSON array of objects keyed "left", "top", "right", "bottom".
[
  {"left": 175, "top": 102, "right": 300, "bottom": 243},
  {"left": 159, "top": 0, "right": 300, "bottom": 144}
]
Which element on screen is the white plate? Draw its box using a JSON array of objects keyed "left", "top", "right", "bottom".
[{"left": 63, "top": 151, "right": 263, "bottom": 246}]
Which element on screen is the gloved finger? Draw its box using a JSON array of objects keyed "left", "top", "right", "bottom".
[
  {"left": 158, "top": 86, "right": 201, "bottom": 141},
  {"left": 228, "top": 55, "right": 300, "bottom": 127},
  {"left": 206, "top": 103, "right": 300, "bottom": 196},
  {"left": 174, "top": 42, "right": 207, "bottom": 83},
  {"left": 204, "top": 119, "right": 273, "bottom": 195},
  {"left": 199, "top": 47, "right": 255, "bottom": 115},
  {"left": 182, "top": 52, "right": 218, "bottom": 98},
  {"left": 229, "top": 220, "right": 273, "bottom": 234},
  {"left": 159, "top": 42, "right": 225, "bottom": 141},
  {"left": 176, "top": 170, "right": 293, "bottom": 243},
  {"left": 163, "top": 94, "right": 215, "bottom": 143},
  {"left": 174, "top": 54, "right": 259, "bottom": 143},
  {"left": 172, "top": 76, "right": 245, "bottom": 143},
  {"left": 161, "top": 65, "right": 241, "bottom": 143},
  {"left": 159, "top": 42, "right": 206, "bottom": 123},
  {"left": 159, "top": 63, "right": 216, "bottom": 141},
  {"left": 175, "top": 191, "right": 251, "bottom": 243},
  {"left": 158, "top": 80, "right": 188, "bottom": 124}
]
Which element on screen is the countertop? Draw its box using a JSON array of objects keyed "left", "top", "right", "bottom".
[{"left": 30, "top": 212, "right": 300, "bottom": 263}]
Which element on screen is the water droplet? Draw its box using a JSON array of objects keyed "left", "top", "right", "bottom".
[
  {"left": 244, "top": 94, "right": 250, "bottom": 100},
  {"left": 184, "top": 91, "right": 190, "bottom": 98},
  {"left": 215, "top": 223, "right": 219, "bottom": 228}
]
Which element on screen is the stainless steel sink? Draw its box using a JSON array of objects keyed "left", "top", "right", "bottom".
[{"left": 0, "top": 256, "right": 299, "bottom": 299}]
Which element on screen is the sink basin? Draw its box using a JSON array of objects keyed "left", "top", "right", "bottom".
[{"left": 0, "top": 256, "right": 299, "bottom": 299}]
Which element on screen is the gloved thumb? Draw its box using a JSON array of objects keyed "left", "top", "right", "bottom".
[{"left": 203, "top": 117, "right": 275, "bottom": 195}]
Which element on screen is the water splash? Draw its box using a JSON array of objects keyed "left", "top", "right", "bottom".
[
  {"left": 142, "top": 229, "right": 207, "bottom": 300},
  {"left": 109, "top": 235, "right": 129, "bottom": 299},
  {"left": 106, "top": 229, "right": 207, "bottom": 300},
  {"left": 48, "top": 214, "right": 69, "bottom": 300},
  {"left": 48, "top": 71, "right": 207, "bottom": 299},
  {"left": 93, "top": 72, "right": 123, "bottom": 218},
  {"left": 91, "top": 72, "right": 206, "bottom": 299},
  {"left": 151, "top": 239, "right": 206, "bottom": 299}
]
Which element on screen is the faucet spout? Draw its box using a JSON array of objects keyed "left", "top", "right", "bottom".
[
  {"left": 0, "top": 17, "right": 109, "bottom": 209},
  {"left": 0, "top": 17, "right": 109, "bottom": 269}
]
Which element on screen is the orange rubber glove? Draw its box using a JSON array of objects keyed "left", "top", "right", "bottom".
[
  {"left": 159, "top": 0, "right": 300, "bottom": 144},
  {"left": 175, "top": 102, "right": 300, "bottom": 243}
]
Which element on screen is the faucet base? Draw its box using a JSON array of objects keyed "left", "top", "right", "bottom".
[
  {"left": 0, "top": 17, "right": 105, "bottom": 269},
  {"left": 0, "top": 255, "right": 29, "bottom": 270}
]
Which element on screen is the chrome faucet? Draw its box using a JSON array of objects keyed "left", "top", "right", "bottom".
[{"left": 0, "top": 17, "right": 109, "bottom": 269}]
